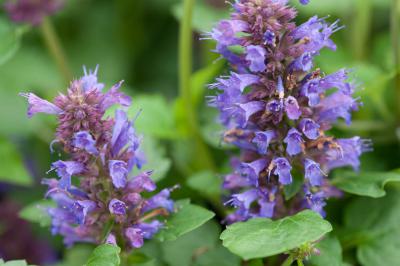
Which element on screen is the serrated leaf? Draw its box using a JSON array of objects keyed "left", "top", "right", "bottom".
[
  {"left": 0, "top": 137, "right": 33, "bottom": 186},
  {"left": 156, "top": 199, "right": 215, "bottom": 241},
  {"left": 332, "top": 170, "right": 400, "bottom": 198},
  {"left": 19, "top": 199, "right": 55, "bottom": 227},
  {"left": 220, "top": 210, "right": 332, "bottom": 260},
  {"left": 308, "top": 236, "right": 343, "bottom": 266},
  {"left": 85, "top": 244, "right": 121, "bottom": 266},
  {"left": 186, "top": 171, "right": 221, "bottom": 198},
  {"left": 129, "top": 94, "right": 177, "bottom": 139}
]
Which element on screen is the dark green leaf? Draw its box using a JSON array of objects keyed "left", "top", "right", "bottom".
[
  {"left": 332, "top": 170, "right": 400, "bottom": 198},
  {"left": 0, "top": 137, "right": 33, "bottom": 186},
  {"left": 220, "top": 210, "right": 332, "bottom": 260},
  {"left": 85, "top": 244, "right": 121, "bottom": 266},
  {"left": 156, "top": 199, "right": 215, "bottom": 241},
  {"left": 19, "top": 199, "right": 55, "bottom": 227}
]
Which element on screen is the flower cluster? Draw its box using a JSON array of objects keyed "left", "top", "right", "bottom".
[
  {"left": 207, "top": 0, "right": 371, "bottom": 222},
  {"left": 21, "top": 66, "right": 175, "bottom": 248},
  {"left": 4, "top": 0, "right": 64, "bottom": 26}
]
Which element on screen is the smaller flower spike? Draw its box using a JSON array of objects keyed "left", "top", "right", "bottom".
[
  {"left": 209, "top": 0, "right": 369, "bottom": 222},
  {"left": 21, "top": 66, "right": 175, "bottom": 249},
  {"left": 4, "top": 0, "right": 64, "bottom": 26}
]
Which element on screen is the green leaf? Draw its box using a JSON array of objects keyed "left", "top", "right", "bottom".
[
  {"left": 332, "top": 170, "right": 400, "bottom": 198},
  {"left": 19, "top": 199, "right": 55, "bottom": 227},
  {"left": 55, "top": 245, "right": 94, "bottom": 266},
  {"left": 85, "top": 244, "right": 121, "bottom": 266},
  {"left": 124, "top": 252, "right": 153, "bottom": 265},
  {"left": 308, "top": 236, "right": 343, "bottom": 266},
  {"left": 133, "top": 136, "right": 171, "bottom": 182},
  {"left": 284, "top": 170, "right": 303, "bottom": 200},
  {"left": 344, "top": 189, "right": 400, "bottom": 266},
  {"left": 156, "top": 199, "right": 215, "bottom": 241},
  {"left": 129, "top": 94, "right": 177, "bottom": 139},
  {"left": 220, "top": 210, "right": 332, "bottom": 260},
  {"left": 0, "top": 260, "right": 33, "bottom": 266},
  {"left": 186, "top": 171, "right": 221, "bottom": 198},
  {"left": 0, "top": 17, "right": 25, "bottom": 65},
  {"left": 192, "top": 245, "right": 241, "bottom": 266},
  {"left": 171, "top": 0, "right": 230, "bottom": 32},
  {"left": 0, "top": 137, "right": 33, "bottom": 186}
]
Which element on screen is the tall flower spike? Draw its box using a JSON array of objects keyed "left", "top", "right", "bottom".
[
  {"left": 21, "top": 66, "right": 175, "bottom": 249},
  {"left": 209, "top": 0, "right": 370, "bottom": 222}
]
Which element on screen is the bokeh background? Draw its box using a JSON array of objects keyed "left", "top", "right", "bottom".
[{"left": 0, "top": 0, "right": 399, "bottom": 265}]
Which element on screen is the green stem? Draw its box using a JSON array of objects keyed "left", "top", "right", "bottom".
[
  {"left": 392, "top": 0, "right": 400, "bottom": 121},
  {"left": 179, "top": 0, "right": 216, "bottom": 172},
  {"left": 281, "top": 255, "right": 294, "bottom": 266},
  {"left": 40, "top": 17, "right": 72, "bottom": 83},
  {"left": 297, "top": 260, "right": 304, "bottom": 266},
  {"left": 352, "top": 0, "right": 372, "bottom": 61}
]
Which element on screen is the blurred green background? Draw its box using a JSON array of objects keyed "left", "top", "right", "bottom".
[{"left": 0, "top": 0, "right": 399, "bottom": 265}]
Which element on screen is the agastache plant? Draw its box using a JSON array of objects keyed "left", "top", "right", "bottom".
[
  {"left": 207, "top": 0, "right": 371, "bottom": 223},
  {"left": 20, "top": 66, "right": 175, "bottom": 248},
  {"left": 4, "top": 0, "right": 64, "bottom": 26}
]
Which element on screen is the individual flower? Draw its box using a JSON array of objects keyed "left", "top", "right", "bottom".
[
  {"left": 209, "top": 0, "right": 370, "bottom": 222},
  {"left": 21, "top": 67, "right": 175, "bottom": 249}
]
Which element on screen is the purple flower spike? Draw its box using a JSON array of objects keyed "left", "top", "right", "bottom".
[
  {"left": 109, "top": 160, "right": 128, "bottom": 189},
  {"left": 72, "top": 131, "right": 98, "bottom": 155},
  {"left": 209, "top": 0, "right": 369, "bottom": 222},
  {"left": 284, "top": 128, "right": 304, "bottom": 156},
  {"left": 125, "top": 227, "right": 144, "bottom": 248},
  {"left": 21, "top": 66, "right": 176, "bottom": 249},
  {"left": 252, "top": 130, "right": 276, "bottom": 155},
  {"left": 51, "top": 160, "right": 84, "bottom": 189},
  {"left": 272, "top": 158, "right": 293, "bottom": 185},
  {"left": 20, "top": 93, "right": 62, "bottom": 118},
  {"left": 227, "top": 189, "right": 259, "bottom": 211},
  {"left": 109, "top": 199, "right": 127, "bottom": 216},
  {"left": 299, "top": 119, "right": 320, "bottom": 140},
  {"left": 304, "top": 159, "right": 324, "bottom": 186},
  {"left": 246, "top": 45, "right": 267, "bottom": 72}
]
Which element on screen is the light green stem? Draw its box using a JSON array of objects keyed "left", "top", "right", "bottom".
[
  {"left": 297, "top": 259, "right": 304, "bottom": 266},
  {"left": 179, "top": 0, "right": 216, "bottom": 172},
  {"left": 281, "top": 255, "right": 294, "bottom": 266},
  {"left": 352, "top": 0, "right": 372, "bottom": 60},
  {"left": 40, "top": 17, "right": 72, "bottom": 83},
  {"left": 392, "top": 0, "right": 400, "bottom": 120}
]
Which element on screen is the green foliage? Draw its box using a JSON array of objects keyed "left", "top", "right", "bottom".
[
  {"left": 55, "top": 245, "right": 94, "bottom": 266},
  {"left": 220, "top": 210, "right": 332, "bottom": 260},
  {"left": 308, "top": 236, "right": 344, "bottom": 266},
  {"left": 0, "top": 137, "right": 33, "bottom": 186},
  {"left": 186, "top": 171, "right": 221, "bottom": 198},
  {"left": 85, "top": 244, "right": 121, "bottom": 266},
  {"left": 344, "top": 189, "right": 400, "bottom": 266},
  {"left": 156, "top": 199, "right": 215, "bottom": 241},
  {"left": 19, "top": 199, "right": 55, "bottom": 227},
  {"left": 0, "top": 17, "right": 26, "bottom": 66},
  {"left": 332, "top": 170, "right": 400, "bottom": 198}
]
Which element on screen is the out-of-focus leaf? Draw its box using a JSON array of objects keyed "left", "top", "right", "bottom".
[
  {"left": 19, "top": 199, "right": 55, "bottom": 227},
  {"left": 0, "top": 17, "right": 26, "bottom": 65},
  {"left": 186, "top": 171, "right": 221, "bottom": 198},
  {"left": 172, "top": 0, "right": 230, "bottom": 32},
  {"left": 85, "top": 244, "right": 121, "bottom": 266},
  {"left": 133, "top": 136, "right": 171, "bottom": 183},
  {"left": 332, "top": 170, "right": 400, "bottom": 198},
  {"left": 344, "top": 189, "right": 400, "bottom": 266},
  {"left": 220, "top": 210, "right": 332, "bottom": 260},
  {"left": 0, "top": 137, "right": 32, "bottom": 186},
  {"left": 284, "top": 170, "right": 303, "bottom": 200},
  {"left": 124, "top": 252, "right": 153, "bottom": 265},
  {"left": 129, "top": 94, "right": 178, "bottom": 139},
  {"left": 292, "top": 0, "right": 353, "bottom": 15},
  {"left": 309, "top": 235, "right": 343, "bottom": 266},
  {"left": 55, "top": 245, "right": 94, "bottom": 266},
  {"left": 193, "top": 245, "right": 241, "bottom": 266},
  {"left": 156, "top": 199, "right": 215, "bottom": 241}
]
